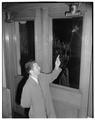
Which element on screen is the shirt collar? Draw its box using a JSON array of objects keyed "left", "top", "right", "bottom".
[{"left": 30, "top": 75, "right": 39, "bottom": 84}]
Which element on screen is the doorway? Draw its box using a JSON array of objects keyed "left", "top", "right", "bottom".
[{"left": 19, "top": 20, "right": 35, "bottom": 76}]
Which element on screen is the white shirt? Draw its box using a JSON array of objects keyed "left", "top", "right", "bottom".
[{"left": 30, "top": 75, "right": 39, "bottom": 84}]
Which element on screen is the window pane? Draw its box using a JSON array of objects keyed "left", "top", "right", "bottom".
[{"left": 52, "top": 17, "right": 83, "bottom": 89}]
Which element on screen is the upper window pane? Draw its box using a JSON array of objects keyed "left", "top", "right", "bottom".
[{"left": 52, "top": 17, "right": 83, "bottom": 89}]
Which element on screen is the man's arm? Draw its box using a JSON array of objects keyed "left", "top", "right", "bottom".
[
  {"left": 21, "top": 85, "right": 31, "bottom": 108},
  {"left": 41, "top": 55, "right": 62, "bottom": 83},
  {"left": 47, "top": 67, "right": 62, "bottom": 83}
]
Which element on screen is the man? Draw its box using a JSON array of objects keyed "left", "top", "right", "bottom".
[{"left": 21, "top": 55, "right": 62, "bottom": 118}]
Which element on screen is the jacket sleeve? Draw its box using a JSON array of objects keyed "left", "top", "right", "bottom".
[
  {"left": 21, "top": 85, "right": 31, "bottom": 108},
  {"left": 42, "top": 68, "right": 62, "bottom": 83}
]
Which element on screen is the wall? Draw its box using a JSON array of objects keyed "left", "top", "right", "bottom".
[
  {"left": 87, "top": 58, "right": 93, "bottom": 117},
  {"left": 79, "top": 5, "right": 92, "bottom": 117},
  {"left": 53, "top": 100, "right": 79, "bottom": 118},
  {"left": 50, "top": 84, "right": 81, "bottom": 118},
  {"left": 3, "top": 46, "right": 6, "bottom": 88},
  {"left": 2, "top": 88, "right": 12, "bottom": 117},
  {"left": 2, "top": 12, "right": 6, "bottom": 88}
]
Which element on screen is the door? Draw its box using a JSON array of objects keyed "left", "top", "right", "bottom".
[{"left": 49, "top": 6, "right": 92, "bottom": 118}]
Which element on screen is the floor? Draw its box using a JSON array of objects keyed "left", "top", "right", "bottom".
[{"left": 12, "top": 111, "right": 28, "bottom": 118}]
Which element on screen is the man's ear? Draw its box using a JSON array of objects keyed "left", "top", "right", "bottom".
[{"left": 29, "top": 69, "right": 33, "bottom": 74}]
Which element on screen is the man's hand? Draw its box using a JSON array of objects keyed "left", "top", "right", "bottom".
[{"left": 55, "top": 55, "right": 61, "bottom": 70}]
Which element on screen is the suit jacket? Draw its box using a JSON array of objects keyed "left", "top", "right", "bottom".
[{"left": 21, "top": 68, "right": 62, "bottom": 118}]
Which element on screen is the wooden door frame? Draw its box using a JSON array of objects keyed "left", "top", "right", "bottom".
[{"left": 79, "top": 6, "right": 92, "bottom": 117}]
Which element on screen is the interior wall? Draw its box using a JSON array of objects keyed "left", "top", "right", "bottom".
[
  {"left": 53, "top": 100, "right": 79, "bottom": 118},
  {"left": 35, "top": 8, "right": 52, "bottom": 73},
  {"left": 3, "top": 49, "right": 6, "bottom": 88},
  {"left": 2, "top": 12, "right": 6, "bottom": 88},
  {"left": 87, "top": 58, "right": 93, "bottom": 117},
  {"left": 2, "top": 11, "right": 19, "bottom": 115},
  {"left": 79, "top": 6, "right": 92, "bottom": 117},
  {"left": 2, "top": 87, "right": 12, "bottom": 117},
  {"left": 50, "top": 84, "right": 81, "bottom": 118}
]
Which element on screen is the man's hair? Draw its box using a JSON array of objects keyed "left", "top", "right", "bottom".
[{"left": 25, "top": 60, "right": 36, "bottom": 73}]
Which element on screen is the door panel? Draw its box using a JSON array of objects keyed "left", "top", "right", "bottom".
[
  {"left": 49, "top": 7, "right": 92, "bottom": 118},
  {"left": 53, "top": 100, "right": 79, "bottom": 118},
  {"left": 50, "top": 84, "right": 81, "bottom": 118},
  {"left": 3, "top": 21, "right": 17, "bottom": 111},
  {"left": 3, "top": 16, "right": 24, "bottom": 116}
]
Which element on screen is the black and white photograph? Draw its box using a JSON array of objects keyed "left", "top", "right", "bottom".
[{"left": 2, "top": 1, "right": 93, "bottom": 118}]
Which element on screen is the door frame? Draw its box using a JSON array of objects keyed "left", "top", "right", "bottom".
[{"left": 49, "top": 5, "right": 92, "bottom": 118}]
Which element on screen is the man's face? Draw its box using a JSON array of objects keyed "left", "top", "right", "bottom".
[{"left": 33, "top": 63, "right": 41, "bottom": 76}]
